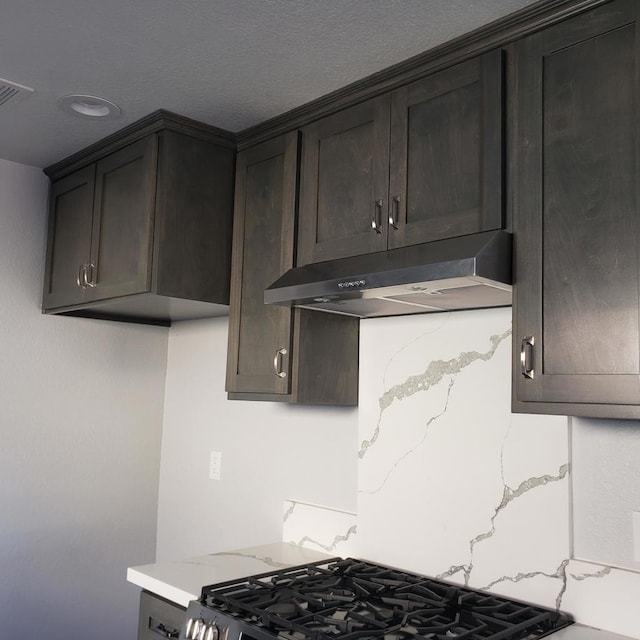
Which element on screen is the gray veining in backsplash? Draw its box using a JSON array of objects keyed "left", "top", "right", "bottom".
[
  {"left": 283, "top": 500, "right": 358, "bottom": 557},
  {"left": 282, "top": 501, "right": 297, "bottom": 523},
  {"left": 359, "top": 328, "right": 511, "bottom": 459},
  {"left": 436, "top": 460, "right": 570, "bottom": 588},
  {"left": 360, "top": 378, "right": 456, "bottom": 496},
  {"left": 570, "top": 566, "right": 612, "bottom": 581},
  {"left": 377, "top": 328, "right": 511, "bottom": 411},
  {"left": 293, "top": 526, "right": 359, "bottom": 554}
]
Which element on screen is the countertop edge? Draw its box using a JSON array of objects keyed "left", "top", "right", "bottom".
[
  {"left": 127, "top": 542, "right": 335, "bottom": 609},
  {"left": 127, "top": 566, "right": 195, "bottom": 608}
]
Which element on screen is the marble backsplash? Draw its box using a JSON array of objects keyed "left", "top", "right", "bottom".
[
  {"left": 284, "top": 307, "right": 640, "bottom": 639},
  {"left": 283, "top": 500, "right": 357, "bottom": 556}
]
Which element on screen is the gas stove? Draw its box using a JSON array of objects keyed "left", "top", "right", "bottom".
[{"left": 179, "top": 557, "right": 573, "bottom": 640}]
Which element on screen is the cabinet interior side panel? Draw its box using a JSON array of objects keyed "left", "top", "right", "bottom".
[
  {"left": 155, "top": 132, "right": 234, "bottom": 303},
  {"left": 406, "top": 82, "right": 480, "bottom": 234},
  {"left": 316, "top": 122, "right": 374, "bottom": 243},
  {"left": 237, "top": 155, "right": 290, "bottom": 376},
  {"left": 542, "top": 24, "right": 639, "bottom": 375}
]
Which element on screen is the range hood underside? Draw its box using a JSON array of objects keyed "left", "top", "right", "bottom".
[
  {"left": 295, "top": 277, "right": 511, "bottom": 318},
  {"left": 265, "top": 231, "right": 513, "bottom": 319}
]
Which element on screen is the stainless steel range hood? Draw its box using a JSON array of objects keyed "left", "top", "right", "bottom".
[{"left": 264, "top": 230, "right": 512, "bottom": 318}]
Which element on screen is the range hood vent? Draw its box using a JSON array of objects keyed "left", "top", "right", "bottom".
[{"left": 265, "top": 230, "right": 512, "bottom": 318}]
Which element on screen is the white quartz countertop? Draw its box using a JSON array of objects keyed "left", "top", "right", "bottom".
[
  {"left": 127, "top": 542, "right": 334, "bottom": 608},
  {"left": 549, "top": 626, "right": 636, "bottom": 640}
]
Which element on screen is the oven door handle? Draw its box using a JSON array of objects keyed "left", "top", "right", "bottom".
[{"left": 149, "top": 618, "right": 179, "bottom": 639}]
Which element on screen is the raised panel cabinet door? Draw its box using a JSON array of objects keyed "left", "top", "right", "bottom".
[
  {"left": 42, "top": 165, "right": 96, "bottom": 310},
  {"left": 388, "top": 50, "right": 503, "bottom": 249},
  {"left": 512, "top": 0, "right": 640, "bottom": 416},
  {"left": 297, "top": 96, "right": 390, "bottom": 265},
  {"left": 89, "top": 135, "right": 158, "bottom": 300},
  {"left": 226, "top": 132, "right": 298, "bottom": 395}
]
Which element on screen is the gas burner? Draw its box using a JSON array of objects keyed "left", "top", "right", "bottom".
[{"left": 188, "top": 558, "right": 573, "bottom": 640}]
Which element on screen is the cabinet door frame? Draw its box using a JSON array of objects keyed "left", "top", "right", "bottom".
[
  {"left": 42, "top": 164, "right": 96, "bottom": 310},
  {"left": 226, "top": 132, "right": 299, "bottom": 396},
  {"left": 388, "top": 50, "right": 504, "bottom": 250},
  {"left": 297, "top": 96, "right": 390, "bottom": 265},
  {"left": 512, "top": 0, "right": 640, "bottom": 416},
  {"left": 88, "top": 135, "right": 158, "bottom": 301}
]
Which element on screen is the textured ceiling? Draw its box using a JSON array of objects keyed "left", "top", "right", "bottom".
[{"left": 1, "top": 0, "right": 537, "bottom": 168}]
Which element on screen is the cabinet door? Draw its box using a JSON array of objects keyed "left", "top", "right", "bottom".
[
  {"left": 89, "top": 135, "right": 158, "bottom": 300},
  {"left": 388, "top": 51, "right": 503, "bottom": 249},
  {"left": 42, "top": 165, "right": 95, "bottom": 310},
  {"left": 297, "top": 96, "right": 390, "bottom": 265},
  {"left": 226, "top": 133, "right": 298, "bottom": 396},
  {"left": 512, "top": 0, "right": 640, "bottom": 417}
]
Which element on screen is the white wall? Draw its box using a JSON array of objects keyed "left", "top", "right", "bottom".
[
  {"left": 0, "top": 159, "right": 168, "bottom": 640},
  {"left": 156, "top": 317, "right": 358, "bottom": 561},
  {"left": 572, "top": 417, "right": 640, "bottom": 571}
]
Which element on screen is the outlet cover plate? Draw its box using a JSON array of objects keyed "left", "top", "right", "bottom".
[{"left": 209, "top": 450, "right": 222, "bottom": 481}]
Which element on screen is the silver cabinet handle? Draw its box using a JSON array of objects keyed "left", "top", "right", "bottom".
[
  {"left": 389, "top": 195, "right": 400, "bottom": 230},
  {"left": 273, "top": 348, "right": 288, "bottom": 378},
  {"left": 371, "top": 199, "right": 383, "bottom": 234},
  {"left": 520, "top": 336, "right": 535, "bottom": 379},
  {"left": 85, "top": 262, "right": 97, "bottom": 287},
  {"left": 77, "top": 263, "right": 91, "bottom": 289},
  {"left": 77, "top": 264, "right": 85, "bottom": 288}
]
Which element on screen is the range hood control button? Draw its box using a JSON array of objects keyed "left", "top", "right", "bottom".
[{"left": 337, "top": 280, "right": 366, "bottom": 289}]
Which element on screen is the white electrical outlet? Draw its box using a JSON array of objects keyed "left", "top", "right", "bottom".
[
  {"left": 633, "top": 512, "right": 640, "bottom": 562},
  {"left": 209, "top": 450, "right": 222, "bottom": 481}
]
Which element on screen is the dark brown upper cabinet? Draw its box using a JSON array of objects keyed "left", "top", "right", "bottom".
[
  {"left": 226, "top": 133, "right": 358, "bottom": 404},
  {"left": 511, "top": 0, "right": 640, "bottom": 418},
  {"left": 297, "top": 97, "right": 390, "bottom": 264},
  {"left": 296, "top": 50, "right": 504, "bottom": 266},
  {"left": 42, "top": 111, "right": 235, "bottom": 325}
]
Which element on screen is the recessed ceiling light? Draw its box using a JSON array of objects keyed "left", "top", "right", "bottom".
[{"left": 59, "top": 94, "right": 121, "bottom": 120}]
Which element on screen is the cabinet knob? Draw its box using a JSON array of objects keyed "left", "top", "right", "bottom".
[
  {"left": 273, "top": 348, "right": 288, "bottom": 378},
  {"left": 520, "top": 336, "right": 535, "bottom": 379}
]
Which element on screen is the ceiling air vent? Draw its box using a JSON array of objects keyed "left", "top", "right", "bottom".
[{"left": 0, "top": 77, "right": 34, "bottom": 110}]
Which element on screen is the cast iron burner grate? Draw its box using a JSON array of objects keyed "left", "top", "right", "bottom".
[{"left": 200, "top": 558, "right": 573, "bottom": 640}]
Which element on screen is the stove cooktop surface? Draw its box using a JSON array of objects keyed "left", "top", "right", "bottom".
[{"left": 199, "top": 557, "right": 574, "bottom": 640}]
